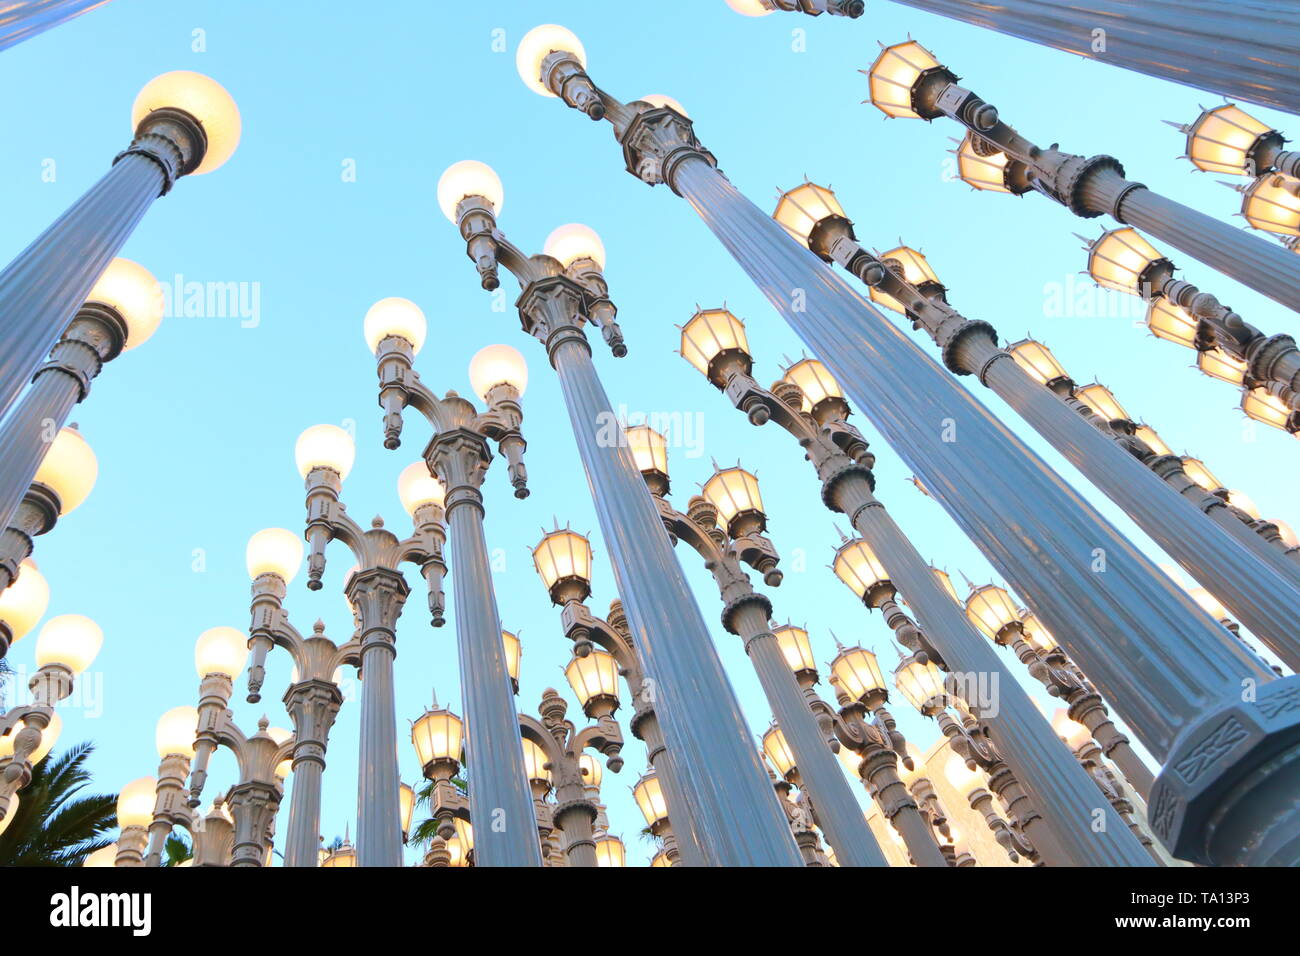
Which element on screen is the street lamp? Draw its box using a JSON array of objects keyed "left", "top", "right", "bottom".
[
  {"left": 143, "top": 705, "right": 199, "bottom": 866},
  {"left": 114, "top": 776, "right": 158, "bottom": 866},
  {"left": 443, "top": 140, "right": 798, "bottom": 867}
]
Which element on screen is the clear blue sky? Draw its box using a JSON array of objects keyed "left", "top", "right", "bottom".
[{"left": 1, "top": 0, "right": 1293, "bottom": 866}]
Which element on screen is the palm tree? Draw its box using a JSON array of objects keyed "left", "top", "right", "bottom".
[
  {"left": 0, "top": 741, "right": 117, "bottom": 866},
  {"left": 163, "top": 833, "right": 193, "bottom": 867},
  {"left": 408, "top": 774, "right": 469, "bottom": 850}
]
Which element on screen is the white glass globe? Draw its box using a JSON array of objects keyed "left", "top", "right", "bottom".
[
  {"left": 543, "top": 223, "right": 606, "bottom": 269},
  {"left": 116, "top": 776, "right": 158, "bottom": 828},
  {"left": 363, "top": 297, "right": 427, "bottom": 354},
  {"left": 245, "top": 528, "right": 304, "bottom": 582},
  {"left": 437, "top": 160, "right": 504, "bottom": 223},
  {"left": 294, "top": 424, "right": 356, "bottom": 479},
  {"left": 468, "top": 344, "right": 528, "bottom": 401},
  {"left": 155, "top": 705, "right": 199, "bottom": 759},
  {"left": 397, "top": 462, "right": 447, "bottom": 516},
  {"left": 35, "top": 614, "right": 103, "bottom": 674},
  {"left": 86, "top": 258, "right": 165, "bottom": 351},
  {"left": 194, "top": 625, "right": 249, "bottom": 679},
  {"left": 131, "top": 71, "right": 241, "bottom": 175},
  {"left": 34, "top": 427, "right": 97, "bottom": 516},
  {"left": 516, "top": 24, "right": 586, "bottom": 97},
  {"left": 725, "top": 0, "right": 774, "bottom": 15},
  {"left": 0, "top": 558, "right": 50, "bottom": 642}
]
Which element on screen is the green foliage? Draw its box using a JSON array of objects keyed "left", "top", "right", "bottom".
[{"left": 0, "top": 741, "right": 117, "bottom": 867}]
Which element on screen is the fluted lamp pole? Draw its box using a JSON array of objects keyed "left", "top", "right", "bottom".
[
  {"left": 440, "top": 145, "right": 799, "bottom": 865},
  {"left": 0, "top": 0, "right": 113, "bottom": 52},
  {"left": 143, "top": 706, "right": 200, "bottom": 866}
]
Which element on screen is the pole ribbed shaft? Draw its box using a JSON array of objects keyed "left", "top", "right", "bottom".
[
  {"left": 0, "top": 0, "right": 111, "bottom": 52},
  {"left": 284, "top": 760, "right": 323, "bottom": 868},
  {"left": 356, "top": 642, "right": 402, "bottom": 866}
]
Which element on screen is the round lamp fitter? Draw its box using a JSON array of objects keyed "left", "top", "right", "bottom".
[
  {"left": 437, "top": 159, "right": 504, "bottom": 223},
  {"left": 155, "top": 706, "right": 199, "bottom": 759},
  {"left": 516, "top": 24, "right": 586, "bottom": 97},
  {"left": 35, "top": 614, "right": 102, "bottom": 675},
  {"left": 245, "top": 527, "right": 304, "bottom": 583},
  {"left": 116, "top": 776, "right": 158, "bottom": 829},
  {"left": 294, "top": 424, "right": 355, "bottom": 479},
  {"left": 363, "top": 297, "right": 427, "bottom": 355},
  {"left": 86, "top": 257, "right": 165, "bottom": 351},
  {"left": 396, "top": 462, "right": 446, "bottom": 517},
  {"left": 194, "top": 625, "right": 248, "bottom": 680},
  {"left": 468, "top": 343, "right": 528, "bottom": 402},
  {"left": 0, "top": 558, "right": 50, "bottom": 647},
  {"left": 131, "top": 71, "right": 241, "bottom": 175},
  {"left": 34, "top": 426, "right": 97, "bottom": 516},
  {"left": 543, "top": 223, "right": 606, "bottom": 269}
]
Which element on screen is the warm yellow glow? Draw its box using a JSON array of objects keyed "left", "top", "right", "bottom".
[
  {"left": 898, "top": 742, "right": 927, "bottom": 786},
  {"left": 87, "top": 258, "right": 165, "bottom": 350},
  {"left": 944, "top": 754, "right": 982, "bottom": 796},
  {"left": 1187, "top": 586, "right": 1229, "bottom": 621},
  {"left": 565, "top": 649, "right": 620, "bottom": 708},
  {"left": 363, "top": 297, "right": 427, "bottom": 355},
  {"left": 245, "top": 527, "right": 304, "bottom": 583},
  {"left": 132, "top": 71, "right": 240, "bottom": 175},
  {"left": 522, "top": 737, "right": 551, "bottom": 785},
  {"left": 832, "top": 537, "right": 890, "bottom": 599},
  {"left": 639, "top": 93, "right": 689, "bottom": 118},
  {"left": 35, "top": 614, "right": 102, "bottom": 674},
  {"left": 594, "top": 834, "right": 626, "bottom": 867},
  {"left": 867, "top": 40, "right": 944, "bottom": 119},
  {"left": 502, "top": 629, "right": 521, "bottom": 684},
  {"left": 544, "top": 223, "right": 607, "bottom": 269},
  {"left": 894, "top": 655, "right": 947, "bottom": 713},
  {"left": 1087, "top": 228, "right": 1164, "bottom": 294},
  {"left": 782, "top": 358, "right": 843, "bottom": 409},
  {"left": 725, "top": 0, "right": 773, "bottom": 16},
  {"left": 831, "top": 646, "right": 887, "bottom": 702},
  {"left": 1185, "top": 104, "right": 1276, "bottom": 175},
  {"left": 436, "top": 159, "right": 505, "bottom": 222},
  {"left": 468, "top": 343, "right": 528, "bottom": 401},
  {"left": 294, "top": 424, "right": 355, "bottom": 479},
  {"left": 1227, "top": 489, "right": 1261, "bottom": 520},
  {"left": 0, "top": 711, "right": 61, "bottom": 764},
  {"left": 625, "top": 425, "right": 669, "bottom": 478},
  {"left": 1075, "top": 383, "right": 1131, "bottom": 422},
  {"left": 0, "top": 558, "right": 49, "bottom": 642},
  {"left": 650, "top": 849, "right": 671, "bottom": 867},
  {"left": 931, "top": 566, "right": 959, "bottom": 602},
  {"left": 82, "top": 843, "right": 117, "bottom": 867},
  {"left": 399, "top": 782, "right": 415, "bottom": 836},
  {"left": 516, "top": 24, "right": 586, "bottom": 97},
  {"left": 1019, "top": 611, "right": 1059, "bottom": 654},
  {"left": 1007, "top": 339, "right": 1068, "bottom": 386},
  {"left": 411, "top": 708, "right": 464, "bottom": 768},
  {"left": 679, "top": 308, "right": 750, "bottom": 381},
  {"left": 633, "top": 773, "right": 669, "bottom": 827},
  {"left": 1134, "top": 425, "right": 1173, "bottom": 457},
  {"left": 964, "top": 585, "right": 1022, "bottom": 641},
  {"left": 321, "top": 844, "right": 357, "bottom": 868},
  {"left": 1051, "top": 709, "right": 1092, "bottom": 750},
  {"left": 1241, "top": 387, "right": 1294, "bottom": 431},
  {"left": 772, "top": 182, "right": 846, "bottom": 248},
  {"left": 532, "top": 528, "right": 593, "bottom": 593},
  {"left": 773, "top": 624, "right": 816, "bottom": 674},
  {"left": 955, "top": 132, "right": 1016, "bottom": 193},
  {"left": 396, "top": 462, "right": 446, "bottom": 516},
  {"left": 155, "top": 706, "right": 199, "bottom": 759},
  {"left": 194, "top": 625, "right": 248, "bottom": 679},
  {"left": 1242, "top": 174, "right": 1300, "bottom": 236},
  {"left": 1181, "top": 457, "right": 1223, "bottom": 492},
  {"left": 1197, "top": 348, "right": 1248, "bottom": 385},
  {"left": 1274, "top": 519, "right": 1299, "bottom": 549},
  {"left": 116, "top": 776, "right": 157, "bottom": 828},
  {"left": 762, "top": 724, "right": 797, "bottom": 778},
  {"left": 870, "top": 245, "right": 940, "bottom": 313},
  {"left": 35, "top": 427, "right": 97, "bottom": 516},
  {"left": 1146, "top": 298, "right": 1200, "bottom": 348},
  {"left": 701, "top": 466, "right": 764, "bottom": 527},
  {"left": 579, "top": 752, "right": 603, "bottom": 789},
  {"left": 267, "top": 726, "right": 293, "bottom": 778}
]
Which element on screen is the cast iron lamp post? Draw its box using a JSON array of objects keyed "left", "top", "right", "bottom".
[
  {"left": 623, "top": 424, "right": 887, "bottom": 867},
  {"left": 411, "top": 702, "right": 475, "bottom": 863},
  {"left": 727, "top": 0, "right": 1300, "bottom": 114},
  {"left": 440, "top": 147, "right": 799, "bottom": 867},
  {"left": 113, "top": 776, "right": 159, "bottom": 866},
  {"left": 142, "top": 705, "right": 199, "bottom": 866},
  {"left": 863, "top": 39, "right": 1300, "bottom": 312},
  {"left": 243, "top": 527, "right": 360, "bottom": 868},
  {"left": 366, "top": 296, "right": 542, "bottom": 868},
  {"left": 293, "top": 422, "right": 453, "bottom": 868},
  {"left": 0, "top": 71, "right": 238, "bottom": 518},
  {"left": 0, "top": 613, "right": 101, "bottom": 822}
]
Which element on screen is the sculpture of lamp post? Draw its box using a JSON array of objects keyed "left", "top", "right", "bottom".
[
  {"left": 187, "top": 799, "right": 236, "bottom": 867},
  {"left": 113, "top": 776, "right": 158, "bottom": 867},
  {"left": 294, "top": 423, "right": 450, "bottom": 867},
  {"left": 365, "top": 297, "right": 541, "bottom": 868},
  {"left": 0, "top": 558, "right": 50, "bottom": 663},
  {"left": 1079, "top": 226, "right": 1300, "bottom": 432},
  {"left": 520, "top": 687, "right": 624, "bottom": 867},
  {"left": 727, "top": 0, "right": 1300, "bottom": 114},
  {"left": 411, "top": 703, "right": 476, "bottom": 862},
  {"left": 963, "top": 583, "right": 1155, "bottom": 800},
  {"left": 0, "top": 425, "right": 97, "bottom": 604},
  {"left": 243, "top": 527, "right": 360, "bottom": 868},
  {"left": 863, "top": 40, "right": 1300, "bottom": 311},
  {"left": 622, "top": 424, "right": 887, "bottom": 867},
  {"left": 772, "top": 180, "right": 1300, "bottom": 664},
  {"left": 0, "top": 71, "right": 238, "bottom": 453},
  {"left": 940, "top": 756, "right": 1037, "bottom": 865},
  {"left": 676, "top": 306, "right": 1147, "bottom": 866},
  {"left": 532, "top": 529, "right": 703, "bottom": 866},
  {"left": 143, "top": 705, "right": 199, "bottom": 866},
  {"left": 441, "top": 144, "right": 798, "bottom": 866},
  {"left": 0, "top": 0, "right": 114, "bottom": 52},
  {"left": 0, "top": 257, "right": 162, "bottom": 573},
  {"left": 892, "top": 743, "right": 964, "bottom": 860},
  {"left": 632, "top": 771, "right": 680, "bottom": 863},
  {"left": 760, "top": 746, "right": 833, "bottom": 866},
  {"left": 0, "top": 613, "right": 101, "bottom": 821}
]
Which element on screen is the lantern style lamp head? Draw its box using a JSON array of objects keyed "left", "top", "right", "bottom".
[
  {"left": 501, "top": 629, "right": 522, "bottom": 690},
  {"left": 544, "top": 223, "right": 607, "bottom": 270},
  {"left": 294, "top": 424, "right": 356, "bottom": 480},
  {"left": 1075, "top": 383, "right": 1131, "bottom": 424},
  {"left": 468, "top": 344, "right": 528, "bottom": 403},
  {"left": 1146, "top": 298, "right": 1200, "bottom": 348},
  {"left": 437, "top": 159, "right": 504, "bottom": 224},
  {"left": 964, "top": 584, "right": 1023, "bottom": 644},
  {"left": 832, "top": 537, "right": 892, "bottom": 607},
  {"left": 116, "top": 776, "right": 158, "bottom": 829},
  {"left": 522, "top": 737, "right": 552, "bottom": 792},
  {"left": 1180, "top": 457, "right": 1224, "bottom": 492},
  {"left": 34, "top": 426, "right": 97, "bottom": 516},
  {"left": 194, "top": 625, "right": 248, "bottom": 681},
  {"left": 894, "top": 653, "right": 948, "bottom": 716},
  {"left": 773, "top": 624, "right": 818, "bottom": 682},
  {"left": 594, "top": 834, "right": 626, "bottom": 867},
  {"left": 412, "top": 707, "right": 464, "bottom": 777},
  {"left": 871, "top": 245, "right": 944, "bottom": 314},
  {"left": 1134, "top": 424, "right": 1174, "bottom": 457},
  {"left": 1197, "top": 348, "right": 1249, "bottom": 385},
  {"left": 532, "top": 527, "right": 593, "bottom": 605},
  {"left": 1241, "top": 387, "right": 1298, "bottom": 433},
  {"left": 781, "top": 357, "right": 849, "bottom": 423},
  {"left": 1086, "top": 228, "right": 1170, "bottom": 295},
  {"left": 132, "top": 71, "right": 241, "bottom": 175},
  {"left": 396, "top": 462, "right": 447, "bottom": 518},
  {"left": 565, "top": 649, "right": 621, "bottom": 716},
  {"left": 155, "top": 706, "right": 199, "bottom": 759},
  {"left": 866, "top": 40, "right": 955, "bottom": 120},
  {"left": 86, "top": 258, "right": 165, "bottom": 352},
  {"left": 930, "top": 566, "right": 959, "bottom": 603},
  {"left": 955, "top": 132, "right": 1026, "bottom": 194},
  {"left": 1007, "top": 338, "right": 1071, "bottom": 390},
  {"left": 701, "top": 466, "right": 766, "bottom": 538},
  {"left": 633, "top": 773, "right": 670, "bottom": 829},
  {"left": 35, "top": 614, "right": 103, "bottom": 676},
  {"left": 773, "top": 181, "right": 852, "bottom": 258},
  {"left": 1182, "top": 104, "right": 1283, "bottom": 176},
  {"left": 399, "top": 781, "right": 416, "bottom": 840},
  {"left": 1018, "top": 610, "right": 1059, "bottom": 655},
  {"left": 363, "top": 297, "right": 427, "bottom": 355},
  {"left": 245, "top": 527, "right": 304, "bottom": 584},
  {"left": 830, "top": 645, "right": 887, "bottom": 707},
  {"left": 624, "top": 425, "right": 670, "bottom": 496},
  {"left": 1241, "top": 174, "right": 1300, "bottom": 236},
  {"left": 762, "top": 724, "right": 798, "bottom": 782},
  {"left": 679, "top": 307, "right": 752, "bottom": 387},
  {"left": 0, "top": 558, "right": 50, "bottom": 653}
]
